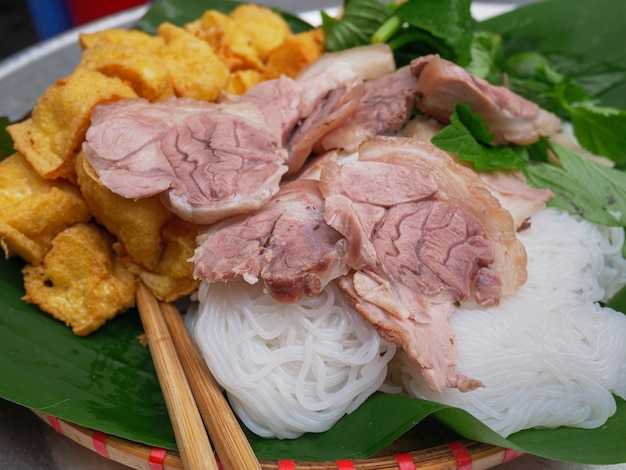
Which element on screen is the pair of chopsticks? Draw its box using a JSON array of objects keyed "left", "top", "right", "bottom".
[{"left": 136, "top": 282, "right": 262, "bottom": 470}]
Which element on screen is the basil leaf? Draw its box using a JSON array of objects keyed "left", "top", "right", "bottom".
[
  {"left": 523, "top": 143, "right": 626, "bottom": 227},
  {"left": 431, "top": 104, "right": 528, "bottom": 172}
]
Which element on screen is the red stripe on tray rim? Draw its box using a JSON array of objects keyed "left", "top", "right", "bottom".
[
  {"left": 46, "top": 415, "right": 63, "bottom": 434},
  {"left": 503, "top": 448, "right": 520, "bottom": 463},
  {"left": 148, "top": 447, "right": 168, "bottom": 470},
  {"left": 336, "top": 460, "right": 355, "bottom": 470},
  {"left": 448, "top": 441, "right": 472, "bottom": 470},
  {"left": 278, "top": 460, "right": 296, "bottom": 470},
  {"left": 395, "top": 452, "right": 417, "bottom": 470},
  {"left": 92, "top": 430, "right": 110, "bottom": 458}
]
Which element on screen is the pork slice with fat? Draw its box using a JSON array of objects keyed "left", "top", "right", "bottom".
[
  {"left": 320, "top": 136, "right": 527, "bottom": 392},
  {"left": 411, "top": 54, "right": 561, "bottom": 145},
  {"left": 83, "top": 97, "right": 288, "bottom": 225},
  {"left": 193, "top": 179, "right": 349, "bottom": 303},
  {"left": 319, "top": 66, "right": 419, "bottom": 153}
]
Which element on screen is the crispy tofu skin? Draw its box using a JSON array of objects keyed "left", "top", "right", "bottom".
[
  {"left": 133, "top": 218, "right": 202, "bottom": 302},
  {"left": 228, "top": 4, "right": 292, "bottom": 61},
  {"left": 1, "top": 4, "right": 326, "bottom": 334},
  {"left": 75, "top": 151, "right": 173, "bottom": 271},
  {"left": 7, "top": 69, "right": 137, "bottom": 180},
  {"left": 158, "top": 22, "right": 230, "bottom": 102},
  {"left": 263, "top": 29, "right": 325, "bottom": 80},
  {"left": 185, "top": 10, "right": 265, "bottom": 73},
  {"left": 22, "top": 223, "right": 136, "bottom": 336},
  {"left": 79, "top": 38, "right": 175, "bottom": 102},
  {"left": 0, "top": 153, "right": 91, "bottom": 264}
]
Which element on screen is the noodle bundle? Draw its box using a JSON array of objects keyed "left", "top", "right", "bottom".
[
  {"left": 191, "top": 281, "right": 396, "bottom": 439},
  {"left": 398, "top": 208, "right": 626, "bottom": 436}
]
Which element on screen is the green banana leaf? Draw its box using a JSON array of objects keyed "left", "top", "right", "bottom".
[
  {"left": 2, "top": 0, "right": 626, "bottom": 465},
  {"left": 2, "top": 252, "right": 626, "bottom": 464}
]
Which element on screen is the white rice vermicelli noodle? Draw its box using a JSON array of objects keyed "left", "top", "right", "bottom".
[
  {"left": 191, "top": 280, "right": 397, "bottom": 439},
  {"left": 398, "top": 207, "right": 626, "bottom": 437}
]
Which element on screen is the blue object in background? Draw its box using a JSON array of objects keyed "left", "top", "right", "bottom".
[{"left": 26, "top": 0, "right": 73, "bottom": 39}]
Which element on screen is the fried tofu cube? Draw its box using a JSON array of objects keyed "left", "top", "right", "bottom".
[
  {"left": 229, "top": 4, "right": 292, "bottom": 61},
  {"left": 158, "top": 22, "right": 230, "bottom": 102},
  {"left": 263, "top": 28, "right": 326, "bottom": 80},
  {"left": 22, "top": 223, "right": 136, "bottom": 336},
  {"left": 79, "top": 41, "right": 174, "bottom": 102},
  {"left": 137, "top": 218, "right": 201, "bottom": 302},
  {"left": 0, "top": 153, "right": 91, "bottom": 264},
  {"left": 7, "top": 69, "right": 137, "bottom": 180},
  {"left": 75, "top": 151, "right": 173, "bottom": 271}
]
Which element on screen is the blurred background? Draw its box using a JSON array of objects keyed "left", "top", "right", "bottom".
[
  {"left": 0, "top": 0, "right": 148, "bottom": 60},
  {"left": 0, "top": 0, "right": 38, "bottom": 59}
]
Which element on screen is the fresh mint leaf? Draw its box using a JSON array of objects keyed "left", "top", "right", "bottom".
[
  {"left": 431, "top": 104, "right": 527, "bottom": 172},
  {"left": 568, "top": 103, "right": 626, "bottom": 167},
  {"left": 323, "top": 0, "right": 392, "bottom": 52},
  {"left": 523, "top": 142, "right": 626, "bottom": 227},
  {"left": 0, "top": 117, "right": 14, "bottom": 159}
]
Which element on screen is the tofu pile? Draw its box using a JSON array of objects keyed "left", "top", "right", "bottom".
[{"left": 0, "top": 3, "right": 325, "bottom": 335}]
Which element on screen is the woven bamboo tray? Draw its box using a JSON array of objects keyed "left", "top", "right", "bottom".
[{"left": 33, "top": 409, "right": 521, "bottom": 469}]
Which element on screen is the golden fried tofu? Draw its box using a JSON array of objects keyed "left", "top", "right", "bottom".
[
  {"left": 7, "top": 69, "right": 137, "bottom": 180},
  {"left": 79, "top": 41, "right": 174, "bottom": 102},
  {"left": 136, "top": 218, "right": 201, "bottom": 302},
  {"left": 79, "top": 28, "right": 164, "bottom": 53},
  {"left": 158, "top": 22, "right": 230, "bottom": 101},
  {"left": 229, "top": 4, "right": 292, "bottom": 61},
  {"left": 263, "top": 28, "right": 326, "bottom": 80},
  {"left": 22, "top": 223, "right": 136, "bottom": 336},
  {"left": 185, "top": 10, "right": 264, "bottom": 72},
  {"left": 0, "top": 153, "right": 91, "bottom": 264},
  {"left": 225, "top": 69, "right": 262, "bottom": 94},
  {"left": 75, "top": 151, "right": 173, "bottom": 271}
]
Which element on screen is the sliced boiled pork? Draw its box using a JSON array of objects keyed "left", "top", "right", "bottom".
[
  {"left": 411, "top": 54, "right": 561, "bottom": 145},
  {"left": 318, "top": 66, "right": 420, "bottom": 153},
  {"left": 320, "top": 136, "right": 527, "bottom": 392},
  {"left": 83, "top": 97, "right": 288, "bottom": 224},
  {"left": 193, "top": 179, "right": 349, "bottom": 303}
]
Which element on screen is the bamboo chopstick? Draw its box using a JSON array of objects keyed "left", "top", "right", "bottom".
[
  {"left": 136, "top": 282, "right": 219, "bottom": 470},
  {"left": 159, "top": 300, "right": 262, "bottom": 470}
]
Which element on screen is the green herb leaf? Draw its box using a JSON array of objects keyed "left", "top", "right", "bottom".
[
  {"left": 568, "top": 103, "right": 626, "bottom": 167},
  {"left": 323, "top": 0, "right": 392, "bottom": 52},
  {"left": 479, "top": 0, "right": 626, "bottom": 110},
  {"left": 389, "top": 0, "right": 473, "bottom": 64},
  {"left": 431, "top": 104, "right": 528, "bottom": 172},
  {"left": 523, "top": 143, "right": 626, "bottom": 227}
]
